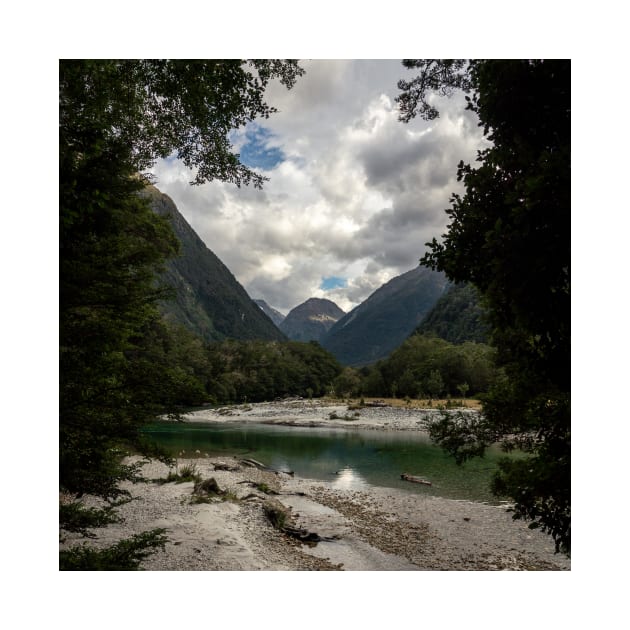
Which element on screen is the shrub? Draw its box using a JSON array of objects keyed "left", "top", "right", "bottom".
[
  {"left": 59, "top": 502, "right": 121, "bottom": 538},
  {"left": 59, "top": 528, "right": 168, "bottom": 570}
]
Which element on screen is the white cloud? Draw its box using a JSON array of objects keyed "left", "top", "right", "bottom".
[{"left": 150, "top": 60, "right": 486, "bottom": 314}]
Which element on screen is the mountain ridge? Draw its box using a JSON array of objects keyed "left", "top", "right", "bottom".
[
  {"left": 145, "top": 185, "right": 286, "bottom": 343},
  {"left": 321, "top": 266, "right": 448, "bottom": 366},
  {"left": 253, "top": 299, "right": 285, "bottom": 327}
]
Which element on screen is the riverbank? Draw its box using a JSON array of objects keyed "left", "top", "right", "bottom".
[
  {"left": 60, "top": 454, "right": 569, "bottom": 571},
  {"left": 182, "top": 397, "right": 480, "bottom": 431}
]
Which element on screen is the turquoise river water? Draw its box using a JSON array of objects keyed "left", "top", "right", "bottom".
[{"left": 144, "top": 421, "right": 516, "bottom": 504}]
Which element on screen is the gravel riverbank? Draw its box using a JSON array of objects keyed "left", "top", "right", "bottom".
[
  {"left": 60, "top": 403, "right": 570, "bottom": 571},
  {"left": 182, "top": 397, "right": 477, "bottom": 431}
]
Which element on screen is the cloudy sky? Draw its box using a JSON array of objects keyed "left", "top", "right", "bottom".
[{"left": 150, "top": 59, "right": 487, "bottom": 314}]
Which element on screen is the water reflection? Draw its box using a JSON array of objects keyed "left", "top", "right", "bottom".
[{"left": 332, "top": 466, "right": 369, "bottom": 490}]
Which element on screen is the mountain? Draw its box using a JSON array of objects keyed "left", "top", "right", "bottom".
[
  {"left": 320, "top": 266, "right": 448, "bottom": 366},
  {"left": 145, "top": 185, "right": 286, "bottom": 342},
  {"left": 253, "top": 299, "right": 285, "bottom": 327},
  {"left": 279, "top": 298, "right": 345, "bottom": 342},
  {"left": 415, "top": 282, "right": 490, "bottom": 344}
]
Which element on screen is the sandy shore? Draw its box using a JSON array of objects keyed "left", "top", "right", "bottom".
[{"left": 60, "top": 452, "right": 570, "bottom": 571}]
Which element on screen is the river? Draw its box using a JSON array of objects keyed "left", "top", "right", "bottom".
[{"left": 144, "top": 417, "right": 515, "bottom": 504}]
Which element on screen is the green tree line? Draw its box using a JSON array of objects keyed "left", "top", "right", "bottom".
[
  {"left": 172, "top": 333, "right": 343, "bottom": 404},
  {"left": 331, "top": 333, "right": 497, "bottom": 400}
]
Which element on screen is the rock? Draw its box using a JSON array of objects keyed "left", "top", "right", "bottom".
[{"left": 194, "top": 477, "right": 222, "bottom": 496}]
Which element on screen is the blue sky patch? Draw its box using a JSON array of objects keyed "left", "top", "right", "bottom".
[
  {"left": 238, "top": 126, "right": 284, "bottom": 170},
  {"left": 320, "top": 276, "right": 347, "bottom": 291}
]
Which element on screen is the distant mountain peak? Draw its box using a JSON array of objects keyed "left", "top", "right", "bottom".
[{"left": 279, "top": 297, "right": 345, "bottom": 342}]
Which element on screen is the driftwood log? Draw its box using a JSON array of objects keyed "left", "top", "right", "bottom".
[
  {"left": 239, "top": 458, "right": 294, "bottom": 477},
  {"left": 213, "top": 463, "right": 239, "bottom": 471},
  {"left": 262, "top": 499, "right": 338, "bottom": 546},
  {"left": 400, "top": 473, "right": 432, "bottom": 486}
]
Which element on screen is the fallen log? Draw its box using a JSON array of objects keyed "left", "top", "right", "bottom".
[
  {"left": 401, "top": 473, "right": 432, "bottom": 486},
  {"left": 263, "top": 499, "right": 338, "bottom": 546},
  {"left": 213, "top": 463, "right": 240, "bottom": 471},
  {"left": 240, "top": 457, "right": 266, "bottom": 468},
  {"left": 239, "top": 458, "right": 294, "bottom": 477}
]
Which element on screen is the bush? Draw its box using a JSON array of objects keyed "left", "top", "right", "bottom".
[
  {"left": 59, "top": 528, "right": 168, "bottom": 570},
  {"left": 59, "top": 502, "right": 121, "bottom": 538}
]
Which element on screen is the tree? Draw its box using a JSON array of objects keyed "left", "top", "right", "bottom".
[
  {"left": 60, "top": 60, "right": 304, "bottom": 500},
  {"left": 424, "top": 369, "right": 445, "bottom": 400},
  {"left": 334, "top": 367, "right": 363, "bottom": 398},
  {"left": 398, "top": 60, "right": 570, "bottom": 553},
  {"left": 60, "top": 60, "right": 304, "bottom": 187}
]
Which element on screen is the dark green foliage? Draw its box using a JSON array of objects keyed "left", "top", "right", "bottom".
[
  {"left": 124, "top": 319, "right": 211, "bottom": 415},
  {"left": 333, "top": 367, "right": 364, "bottom": 398},
  {"left": 321, "top": 266, "right": 448, "bottom": 366},
  {"left": 204, "top": 340, "right": 342, "bottom": 403},
  {"left": 59, "top": 529, "right": 168, "bottom": 571},
  {"left": 416, "top": 283, "right": 490, "bottom": 343},
  {"left": 427, "top": 411, "right": 498, "bottom": 464},
  {"left": 59, "top": 502, "right": 122, "bottom": 537},
  {"left": 363, "top": 334, "right": 496, "bottom": 398},
  {"left": 59, "top": 146, "right": 178, "bottom": 497},
  {"left": 263, "top": 500, "right": 289, "bottom": 530},
  {"left": 400, "top": 60, "right": 570, "bottom": 553},
  {"left": 60, "top": 59, "right": 302, "bottom": 500},
  {"left": 59, "top": 60, "right": 304, "bottom": 188}
]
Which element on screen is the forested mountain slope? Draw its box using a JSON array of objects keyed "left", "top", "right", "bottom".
[
  {"left": 146, "top": 186, "right": 286, "bottom": 342},
  {"left": 415, "top": 283, "right": 490, "bottom": 343},
  {"left": 321, "top": 266, "right": 448, "bottom": 366}
]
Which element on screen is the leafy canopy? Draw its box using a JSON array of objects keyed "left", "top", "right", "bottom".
[
  {"left": 398, "top": 60, "right": 570, "bottom": 553},
  {"left": 60, "top": 60, "right": 304, "bottom": 186}
]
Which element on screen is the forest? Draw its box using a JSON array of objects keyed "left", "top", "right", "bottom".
[{"left": 112, "top": 318, "right": 496, "bottom": 406}]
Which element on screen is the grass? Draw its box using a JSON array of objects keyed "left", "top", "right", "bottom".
[{"left": 155, "top": 461, "right": 202, "bottom": 485}]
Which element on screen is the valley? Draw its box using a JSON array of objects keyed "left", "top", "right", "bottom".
[{"left": 59, "top": 59, "right": 570, "bottom": 575}]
